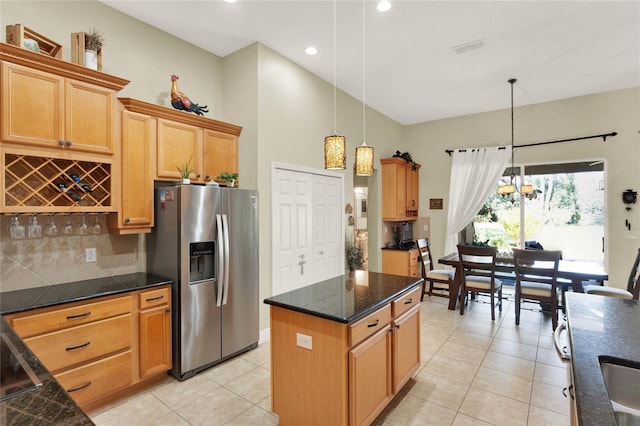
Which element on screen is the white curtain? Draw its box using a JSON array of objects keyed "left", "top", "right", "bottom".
[{"left": 444, "top": 147, "right": 512, "bottom": 255}]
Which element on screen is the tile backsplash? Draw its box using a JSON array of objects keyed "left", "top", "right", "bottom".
[{"left": 0, "top": 214, "right": 143, "bottom": 292}]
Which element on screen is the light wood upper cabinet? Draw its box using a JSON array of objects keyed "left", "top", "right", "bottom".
[
  {"left": 156, "top": 118, "right": 203, "bottom": 181},
  {"left": 119, "top": 98, "right": 242, "bottom": 185},
  {"left": 203, "top": 129, "right": 238, "bottom": 182},
  {"left": 381, "top": 157, "right": 421, "bottom": 221},
  {"left": 1, "top": 61, "right": 116, "bottom": 155},
  {"left": 107, "top": 110, "right": 155, "bottom": 234}
]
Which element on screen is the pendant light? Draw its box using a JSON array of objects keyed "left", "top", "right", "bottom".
[
  {"left": 498, "top": 78, "right": 532, "bottom": 200},
  {"left": 355, "top": 0, "right": 374, "bottom": 176},
  {"left": 324, "top": 0, "right": 346, "bottom": 170}
]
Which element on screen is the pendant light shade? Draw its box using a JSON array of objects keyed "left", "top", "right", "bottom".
[
  {"left": 355, "top": 142, "right": 374, "bottom": 176},
  {"left": 324, "top": 135, "right": 346, "bottom": 169}
]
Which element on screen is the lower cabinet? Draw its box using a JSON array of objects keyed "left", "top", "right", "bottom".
[
  {"left": 382, "top": 248, "right": 419, "bottom": 277},
  {"left": 270, "top": 285, "right": 421, "bottom": 426},
  {"left": 4, "top": 285, "right": 172, "bottom": 412}
]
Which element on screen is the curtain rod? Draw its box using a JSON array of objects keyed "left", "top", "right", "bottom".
[{"left": 445, "top": 131, "right": 617, "bottom": 156}]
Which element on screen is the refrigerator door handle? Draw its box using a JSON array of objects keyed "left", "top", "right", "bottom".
[
  {"left": 222, "top": 214, "right": 231, "bottom": 305},
  {"left": 216, "top": 214, "right": 224, "bottom": 307}
]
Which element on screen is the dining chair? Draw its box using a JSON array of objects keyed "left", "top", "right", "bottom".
[
  {"left": 584, "top": 247, "right": 640, "bottom": 300},
  {"left": 416, "top": 238, "right": 455, "bottom": 301},
  {"left": 457, "top": 244, "right": 502, "bottom": 320},
  {"left": 512, "top": 248, "right": 562, "bottom": 330}
]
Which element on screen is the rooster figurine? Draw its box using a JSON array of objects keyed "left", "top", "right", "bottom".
[{"left": 170, "top": 74, "right": 209, "bottom": 116}]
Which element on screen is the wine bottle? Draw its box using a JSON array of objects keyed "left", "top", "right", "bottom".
[
  {"left": 80, "top": 184, "right": 92, "bottom": 192},
  {"left": 68, "top": 192, "right": 82, "bottom": 202},
  {"left": 69, "top": 174, "right": 82, "bottom": 183},
  {"left": 56, "top": 182, "right": 69, "bottom": 193}
]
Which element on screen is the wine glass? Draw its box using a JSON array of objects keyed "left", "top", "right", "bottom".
[
  {"left": 62, "top": 215, "right": 74, "bottom": 235},
  {"left": 27, "top": 215, "right": 42, "bottom": 238},
  {"left": 89, "top": 215, "right": 102, "bottom": 235},
  {"left": 45, "top": 215, "right": 58, "bottom": 236},
  {"left": 9, "top": 215, "right": 25, "bottom": 239},
  {"left": 76, "top": 214, "right": 88, "bottom": 235}
]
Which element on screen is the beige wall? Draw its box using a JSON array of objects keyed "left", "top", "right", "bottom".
[
  {"left": 404, "top": 87, "right": 640, "bottom": 287},
  {"left": 1, "top": 1, "right": 638, "bottom": 331}
]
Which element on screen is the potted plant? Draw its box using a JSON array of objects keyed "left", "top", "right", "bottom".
[
  {"left": 217, "top": 172, "right": 239, "bottom": 187},
  {"left": 84, "top": 28, "right": 104, "bottom": 70},
  {"left": 176, "top": 157, "right": 195, "bottom": 184},
  {"left": 392, "top": 150, "right": 418, "bottom": 171},
  {"left": 345, "top": 240, "right": 365, "bottom": 271}
]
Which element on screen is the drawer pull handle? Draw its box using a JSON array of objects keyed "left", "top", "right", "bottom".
[
  {"left": 66, "top": 341, "right": 91, "bottom": 351},
  {"left": 404, "top": 298, "right": 413, "bottom": 305},
  {"left": 146, "top": 295, "right": 164, "bottom": 302},
  {"left": 367, "top": 319, "right": 380, "bottom": 328},
  {"left": 67, "top": 381, "right": 92, "bottom": 393},
  {"left": 66, "top": 311, "right": 91, "bottom": 320}
]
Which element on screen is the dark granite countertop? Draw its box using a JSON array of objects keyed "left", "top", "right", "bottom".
[
  {"left": 0, "top": 317, "right": 93, "bottom": 425},
  {"left": 566, "top": 292, "right": 640, "bottom": 426},
  {"left": 264, "top": 271, "right": 423, "bottom": 323},
  {"left": 0, "top": 273, "right": 173, "bottom": 425},
  {"left": 0, "top": 273, "right": 172, "bottom": 315},
  {"left": 381, "top": 243, "right": 417, "bottom": 251}
]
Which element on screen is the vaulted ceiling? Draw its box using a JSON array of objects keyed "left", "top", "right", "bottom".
[{"left": 102, "top": 1, "right": 640, "bottom": 125}]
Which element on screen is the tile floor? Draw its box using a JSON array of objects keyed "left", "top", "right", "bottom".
[{"left": 90, "top": 289, "right": 570, "bottom": 425}]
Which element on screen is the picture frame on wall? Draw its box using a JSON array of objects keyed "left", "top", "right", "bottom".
[{"left": 430, "top": 198, "right": 443, "bottom": 209}]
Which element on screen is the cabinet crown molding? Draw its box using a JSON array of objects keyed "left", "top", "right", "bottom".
[
  {"left": 119, "top": 98, "right": 242, "bottom": 137},
  {"left": 0, "top": 42, "right": 129, "bottom": 91}
]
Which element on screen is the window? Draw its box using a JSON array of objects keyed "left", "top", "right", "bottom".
[{"left": 471, "top": 161, "right": 604, "bottom": 264}]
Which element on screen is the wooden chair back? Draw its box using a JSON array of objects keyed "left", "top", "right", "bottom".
[
  {"left": 416, "top": 238, "right": 433, "bottom": 278},
  {"left": 457, "top": 244, "right": 498, "bottom": 284},
  {"left": 627, "top": 248, "right": 640, "bottom": 299},
  {"left": 512, "top": 248, "right": 562, "bottom": 289}
]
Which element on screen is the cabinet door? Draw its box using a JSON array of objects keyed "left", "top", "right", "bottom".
[
  {"left": 392, "top": 306, "right": 420, "bottom": 394},
  {"left": 349, "top": 325, "right": 392, "bottom": 426},
  {"left": 119, "top": 110, "right": 154, "bottom": 229},
  {"left": 139, "top": 304, "right": 172, "bottom": 379},
  {"left": 381, "top": 161, "right": 407, "bottom": 221},
  {"left": 1, "top": 61, "right": 64, "bottom": 147},
  {"left": 382, "top": 250, "right": 411, "bottom": 276},
  {"left": 156, "top": 118, "right": 203, "bottom": 181},
  {"left": 202, "top": 129, "right": 238, "bottom": 182},
  {"left": 406, "top": 166, "right": 419, "bottom": 214},
  {"left": 65, "top": 79, "right": 115, "bottom": 154}
]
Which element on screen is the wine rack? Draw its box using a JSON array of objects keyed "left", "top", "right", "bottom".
[{"left": 3, "top": 153, "right": 113, "bottom": 213}]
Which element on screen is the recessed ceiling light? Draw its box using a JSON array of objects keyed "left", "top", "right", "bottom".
[
  {"left": 377, "top": 1, "right": 391, "bottom": 12},
  {"left": 305, "top": 46, "right": 318, "bottom": 56},
  {"left": 224, "top": 0, "right": 237, "bottom": 3}
]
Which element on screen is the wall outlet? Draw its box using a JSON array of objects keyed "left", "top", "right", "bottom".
[
  {"left": 296, "top": 332, "right": 312, "bottom": 350},
  {"left": 423, "top": 224, "right": 428, "bottom": 232},
  {"left": 85, "top": 248, "right": 97, "bottom": 263}
]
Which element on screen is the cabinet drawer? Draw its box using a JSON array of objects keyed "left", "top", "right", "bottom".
[
  {"left": 350, "top": 304, "right": 391, "bottom": 348},
  {"left": 408, "top": 249, "right": 419, "bottom": 267},
  {"left": 11, "top": 296, "right": 131, "bottom": 338},
  {"left": 139, "top": 286, "right": 170, "bottom": 310},
  {"left": 392, "top": 286, "right": 421, "bottom": 318},
  {"left": 24, "top": 314, "right": 131, "bottom": 373},
  {"left": 56, "top": 350, "right": 132, "bottom": 407}
]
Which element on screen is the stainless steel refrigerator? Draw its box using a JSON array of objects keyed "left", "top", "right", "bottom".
[{"left": 147, "top": 185, "right": 259, "bottom": 380}]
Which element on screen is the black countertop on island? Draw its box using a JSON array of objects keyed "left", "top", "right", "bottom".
[
  {"left": 264, "top": 271, "right": 423, "bottom": 323},
  {"left": 566, "top": 292, "right": 640, "bottom": 426},
  {"left": 0, "top": 273, "right": 173, "bottom": 425}
]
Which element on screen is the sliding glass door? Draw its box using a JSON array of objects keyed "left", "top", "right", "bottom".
[{"left": 471, "top": 161, "right": 604, "bottom": 264}]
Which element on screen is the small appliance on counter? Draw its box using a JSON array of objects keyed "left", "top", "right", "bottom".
[{"left": 398, "top": 222, "right": 414, "bottom": 249}]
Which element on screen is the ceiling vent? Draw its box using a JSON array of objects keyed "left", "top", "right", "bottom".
[{"left": 451, "top": 39, "right": 485, "bottom": 54}]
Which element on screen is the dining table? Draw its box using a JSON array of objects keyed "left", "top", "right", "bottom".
[{"left": 437, "top": 252, "right": 609, "bottom": 310}]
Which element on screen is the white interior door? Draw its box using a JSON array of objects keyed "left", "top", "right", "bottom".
[
  {"left": 273, "top": 168, "right": 312, "bottom": 295},
  {"left": 272, "top": 164, "right": 344, "bottom": 296},
  {"left": 312, "top": 174, "right": 342, "bottom": 283}
]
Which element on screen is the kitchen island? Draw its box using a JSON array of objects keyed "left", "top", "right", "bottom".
[
  {"left": 566, "top": 292, "right": 640, "bottom": 426},
  {"left": 264, "top": 271, "right": 423, "bottom": 426}
]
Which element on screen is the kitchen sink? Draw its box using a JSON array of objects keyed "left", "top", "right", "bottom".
[{"left": 599, "top": 357, "right": 640, "bottom": 426}]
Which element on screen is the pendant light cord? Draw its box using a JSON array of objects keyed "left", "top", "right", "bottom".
[
  {"left": 509, "top": 78, "right": 516, "bottom": 179},
  {"left": 332, "top": 0, "right": 337, "bottom": 134},
  {"left": 362, "top": 0, "right": 366, "bottom": 144}
]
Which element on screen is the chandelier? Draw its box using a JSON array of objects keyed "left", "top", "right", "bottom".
[{"left": 498, "top": 78, "right": 533, "bottom": 199}]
